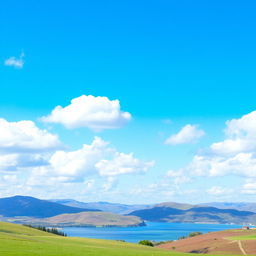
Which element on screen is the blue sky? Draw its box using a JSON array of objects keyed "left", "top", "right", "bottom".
[{"left": 1, "top": 0, "right": 256, "bottom": 204}]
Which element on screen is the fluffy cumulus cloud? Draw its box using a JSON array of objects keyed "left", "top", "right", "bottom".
[
  {"left": 0, "top": 115, "right": 153, "bottom": 198},
  {"left": 0, "top": 118, "right": 61, "bottom": 152},
  {"left": 0, "top": 153, "right": 48, "bottom": 172},
  {"left": 45, "top": 137, "right": 110, "bottom": 180},
  {"left": 4, "top": 52, "right": 24, "bottom": 69},
  {"left": 189, "top": 153, "right": 256, "bottom": 177},
  {"left": 165, "top": 124, "right": 205, "bottom": 145},
  {"left": 96, "top": 152, "right": 154, "bottom": 176},
  {"left": 0, "top": 118, "right": 61, "bottom": 173},
  {"left": 211, "top": 111, "right": 256, "bottom": 155},
  {"left": 168, "top": 111, "right": 256, "bottom": 180},
  {"left": 29, "top": 137, "right": 154, "bottom": 183},
  {"left": 41, "top": 95, "right": 131, "bottom": 131}
]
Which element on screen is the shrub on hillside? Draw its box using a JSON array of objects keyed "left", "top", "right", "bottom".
[
  {"left": 154, "top": 240, "right": 173, "bottom": 246},
  {"left": 188, "top": 232, "right": 202, "bottom": 237},
  {"left": 178, "top": 231, "right": 202, "bottom": 240},
  {"left": 138, "top": 240, "right": 154, "bottom": 247}
]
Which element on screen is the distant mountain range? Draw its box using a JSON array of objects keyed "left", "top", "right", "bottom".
[
  {"left": 50, "top": 199, "right": 256, "bottom": 225},
  {"left": 2, "top": 196, "right": 256, "bottom": 226},
  {"left": 128, "top": 206, "right": 256, "bottom": 225},
  {"left": 51, "top": 199, "right": 256, "bottom": 215},
  {"left": 50, "top": 199, "right": 151, "bottom": 214},
  {"left": 0, "top": 196, "right": 99, "bottom": 218},
  {"left": 0, "top": 196, "right": 144, "bottom": 227},
  {"left": 199, "top": 202, "right": 256, "bottom": 213}
]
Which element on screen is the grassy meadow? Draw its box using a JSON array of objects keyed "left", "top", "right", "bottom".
[
  {"left": 229, "top": 234, "right": 256, "bottom": 240},
  {"left": 0, "top": 221, "right": 181, "bottom": 256},
  {"left": 2, "top": 221, "right": 256, "bottom": 256}
]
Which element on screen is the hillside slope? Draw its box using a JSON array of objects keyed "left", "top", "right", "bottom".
[
  {"left": 200, "top": 202, "right": 256, "bottom": 213},
  {"left": 0, "top": 221, "right": 173, "bottom": 256},
  {"left": 0, "top": 196, "right": 98, "bottom": 218},
  {"left": 129, "top": 206, "right": 256, "bottom": 224},
  {"left": 27, "top": 211, "right": 145, "bottom": 227},
  {"left": 154, "top": 202, "right": 195, "bottom": 210},
  {"left": 157, "top": 228, "right": 256, "bottom": 255}
]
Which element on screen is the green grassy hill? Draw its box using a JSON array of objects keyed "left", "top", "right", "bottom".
[{"left": 0, "top": 221, "right": 177, "bottom": 256}]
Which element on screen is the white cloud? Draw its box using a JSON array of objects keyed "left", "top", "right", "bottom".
[
  {"left": 84, "top": 179, "right": 95, "bottom": 190},
  {"left": 0, "top": 123, "right": 154, "bottom": 199},
  {"left": 4, "top": 52, "right": 24, "bottom": 69},
  {"left": 96, "top": 152, "right": 154, "bottom": 176},
  {"left": 211, "top": 111, "right": 256, "bottom": 155},
  {"left": 207, "top": 186, "right": 233, "bottom": 196},
  {"left": 129, "top": 183, "right": 172, "bottom": 196},
  {"left": 41, "top": 95, "right": 131, "bottom": 131},
  {"left": 102, "top": 177, "right": 117, "bottom": 191},
  {"left": 0, "top": 154, "right": 20, "bottom": 171},
  {"left": 0, "top": 118, "right": 61, "bottom": 152},
  {"left": 225, "top": 111, "right": 256, "bottom": 137},
  {"left": 47, "top": 137, "right": 110, "bottom": 179},
  {"left": 167, "top": 170, "right": 191, "bottom": 184},
  {"left": 243, "top": 182, "right": 256, "bottom": 190},
  {"left": 168, "top": 111, "right": 256, "bottom": 179},
  {"left": 165, "top": 124, "right": 205, "bottom": 145},
  {"left": 1, "top": 175, "right": 18, "bottom": 183},
  {"left": 0, "top": 118, "right": 60, "bottom": 173},
  {"left": 29, "top": 137, "right": 154, "bottom": 183},
  {"left": 129, "top": 180, "right": 197, "bottom": 200},
  {"left": 189, "top": 153, "right": 256, "bottom": 177},
  {"left": 241, "top": 182, "right": 256, "bottom": 194},
  {"left": 0, "top": 153, "right": 48, "bottom": 172}
]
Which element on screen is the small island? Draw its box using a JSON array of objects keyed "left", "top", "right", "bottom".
[{"left": 25, "top": 211, "right": 146, "bottom": 228}]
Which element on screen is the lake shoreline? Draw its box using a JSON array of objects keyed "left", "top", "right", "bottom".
[{"left": 62, "top": 221, "right": 242, "bottom": 243}]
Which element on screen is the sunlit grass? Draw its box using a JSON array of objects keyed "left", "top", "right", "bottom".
[{"left": 0, "top": 222, "right": 181, "bottom": 256}]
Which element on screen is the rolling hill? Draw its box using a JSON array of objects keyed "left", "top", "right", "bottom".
[
  {"left": 129, "top": 206, "right": 256, "bottom": 225},
  {"left": 27, "top": 211, "right": 145, "bottom": 227},
  {"left": 50, "top": 200, "right": 256, "bottom": 215},
  {"left": 200, "top": 202, "right": 256, "bottom": 213},
  {"left": 0, "top": 195, "right": 99, "bottom": 218},
  {"left": 157, "top": 228, "right": 256, "bottom": 255},
  {"left": 154, "top": 202, "right": 196, "bottom": 210},
  {"left": 0, "top": 221, "right": 173, "bottom": 256}
]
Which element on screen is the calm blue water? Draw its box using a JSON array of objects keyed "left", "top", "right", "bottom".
[{"left": 63, "top": 222, "right": 242, "bottom": 243}]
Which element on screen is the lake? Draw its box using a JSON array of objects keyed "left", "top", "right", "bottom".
[{"left": 63, "top": 222, "right": 242, "bottom": 243}]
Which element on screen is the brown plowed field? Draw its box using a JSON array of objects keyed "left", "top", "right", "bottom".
[{"left": 157, "top": 229, "right": 256, "bottom": 255}]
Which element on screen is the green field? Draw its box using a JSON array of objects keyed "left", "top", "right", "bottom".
[
  {"left": 3, "top": 221, "right": 254, "bottom": 256},
  {"left": 229, "top": 234, "right": 256, "bottom": 240},
  {"left": 0, "top": 221, "right": 183, "bottom": 256}
]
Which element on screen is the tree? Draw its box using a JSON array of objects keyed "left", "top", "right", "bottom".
[{"left": 138, "top": 240, "right": 154, "bottom": 247}]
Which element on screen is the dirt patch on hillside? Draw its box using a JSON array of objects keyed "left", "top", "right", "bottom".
[
  {"left": 157, "top": 229, "right": 256, "bottom": 255},
  {"left": 241, "top": 240, "right": 256, "bottom": 255}
]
